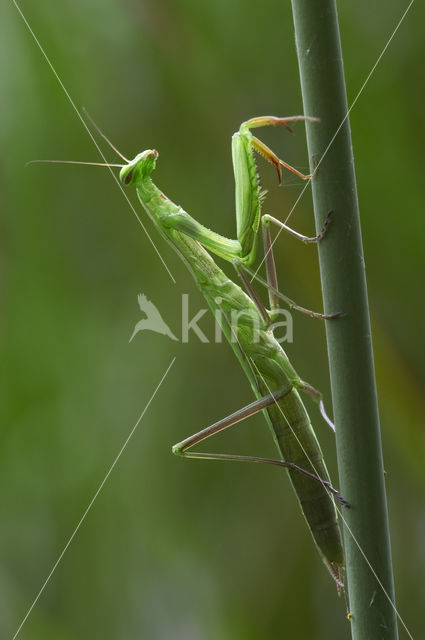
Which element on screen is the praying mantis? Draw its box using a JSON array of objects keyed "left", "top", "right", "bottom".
[
  {"left": 37, "top": 115, "right": 346, "bottom": 587},
  {"left": 118, "top": 115, "right": 347, "bottom": 587}
]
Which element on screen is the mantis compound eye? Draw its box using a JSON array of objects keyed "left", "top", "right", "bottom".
[{"left": 123, "top": 169, "right": 133, "bottom": 185}]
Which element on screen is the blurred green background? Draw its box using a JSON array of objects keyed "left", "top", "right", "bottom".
[{"left": 2, "top": 1, "right": 424, "bottom": 638}]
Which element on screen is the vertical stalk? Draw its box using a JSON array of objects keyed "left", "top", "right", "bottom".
[{"left": 290, "top": 1, "right": 398, "bottom": 638}]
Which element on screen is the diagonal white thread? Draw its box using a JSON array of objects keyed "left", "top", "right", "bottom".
[
  {"left": 212, "top": 301, "right": 413, "bottom": 636},
  {"left": 248, "top": 357, "right": 414, "bottom": 639},
  {"left": 211, "top": 296, "right": 413, "bottom": 636},
  {"left": 11, "top": 358, "right": 176, "bottom": 640},
  {"left": 12, "top": 0, "right": 415, "bottom": 635},
  {"left": 12, "top": 0, "right": 176, "bottom": 284},
  {"left": 339, "top": 518, "right": 414, "bottom": 639},
  {"left": 252, "top": 0, "right": 415, "bottom": 282},
  {"left": 245, "top": 5, "right": 416, "bottom": 629}
]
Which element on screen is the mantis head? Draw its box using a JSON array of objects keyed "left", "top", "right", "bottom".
[{"left": 119, "top": 149, "right": 158, "bottom": 186}]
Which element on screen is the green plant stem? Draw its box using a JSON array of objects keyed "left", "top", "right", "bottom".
[{"left": 290, "top": 1, "right": 398, "bottom": 638}]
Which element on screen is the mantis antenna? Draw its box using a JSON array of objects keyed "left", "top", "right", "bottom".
[
  {"left": 26, "top": 159, "right": 124, "bottom": 168},
  {"left": 82, "top": 107, "right": 129, "bottom": 163},
  {"left": 27, "top": 109, "right": 129, "bottom": 168}
]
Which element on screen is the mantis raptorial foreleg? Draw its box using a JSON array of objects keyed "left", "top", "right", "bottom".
[
  {"left": 172, "top": 387, "right": 347, "bottom": 507},
  {"left": 239, "top": 115, "right": 318, "bottom": 182},
  {"left": 160, "top": 116, "right": 341, "bottom": 320},
  {"left": 160, "top": 115, "right": 319, "bottom": 265}
]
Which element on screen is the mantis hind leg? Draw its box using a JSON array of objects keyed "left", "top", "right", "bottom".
[
  {"left": 296, "top": 380, "right": 336, "bottom": 432},
  {"left": 172, "top": 387, "right": 348, "bottom": 507}
]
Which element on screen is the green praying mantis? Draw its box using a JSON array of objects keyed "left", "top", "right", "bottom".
[
  {"left": 37, "top": 115, "right": 347, "bottom": 588},
  {"left": 119, "top": 115, "right": 347, "bottom": 587}
]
